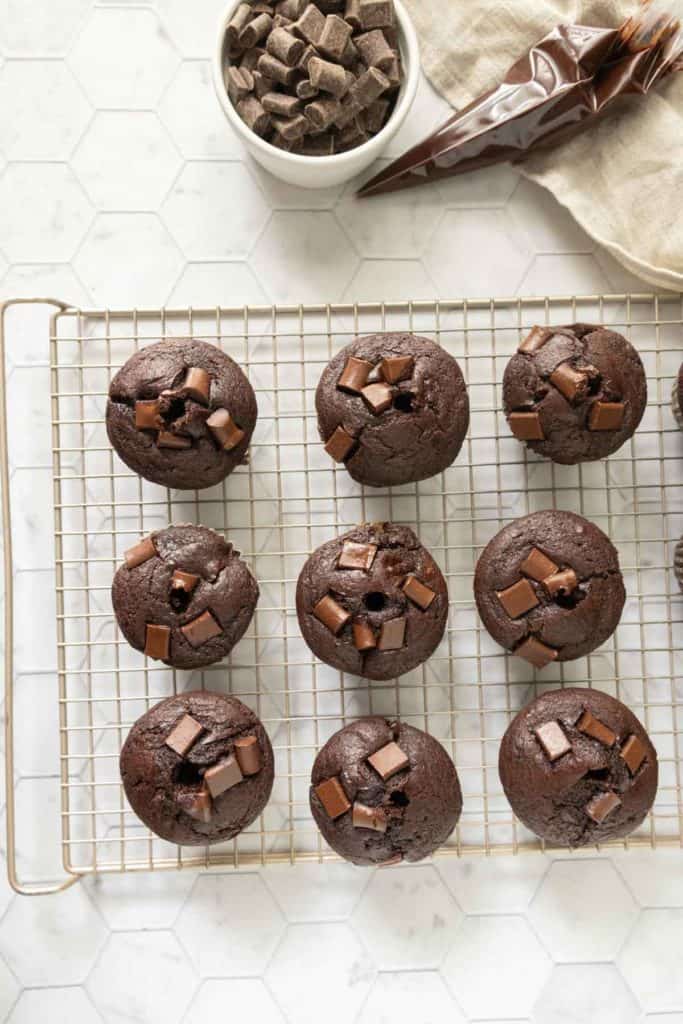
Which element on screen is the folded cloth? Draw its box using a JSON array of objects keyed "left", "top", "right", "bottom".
[{"left": 403, "top": 0, "right": 683, "bottom": 291}]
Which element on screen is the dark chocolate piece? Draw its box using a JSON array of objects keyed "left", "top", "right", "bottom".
[
  {"left": 124, "top": 536, "right": 156, "bottom": 569},
  {"left": 621, "top": 734, "right": 646, "bottom": 775},
  {"left": 183, "top": 367, "right": 210, "bottom": 404},
  {"left": 135, "top": 399, "right": 163, "bottom": 431},
  {"left": 515, "top": 636, "right": 558, "bottom": 669},
  {"left": 352, "top": 802, "right": 387, "bottom": 832},
  {"left": 313, "top": 594, "right": 351, "bottom": 634},
  {"left": 157, "top": 430, "right": 192, "bottom": 450},
  {"left": 368, "top": 740, "right": 409, "bottom": 780},
  {"left": 171, "top": 569, "right": 200, "bottom": 594},
  {"left": 206, "top": 408, "right": 245, "bottom": 451},
  {"left": 520, "top": 547, "right": 558, "bottom": 583},
  {"left": 358, "top": 0, "right": 394, "bottom": 30},
  {"left": 377, "top": 616, "right": 405, "bottom": 651},
  {"left": 145, "top": 623, "right": 171, "bottom": 661},
  {"left": 379, "top": 354, "right": 413, "bottom": 384},
  {"left": 177, "top": 786, "right": 212, "bottom": 824},
  {"left": 262, "top": 91, "right": 303, "bottom": 116},
  {"left": 543, "top": 569, "right": 578, "bottom": 597},
  {"left": 293, "top": 3, "right": 325, "bottom": 44},
  {"left": 338, "top": 356, "right": 374, "bottom": 394},
  {"left": 361, "top": 382, "right": 393, "bottom": 414},
  {"left": 165, "top": 714, "right": 205, "bottom": 757},
  {"left": 508, "top": 411, "right": 545, "bottom": 441},
  {"left": 205, "top": 755, "right": 244, "bottom": 797},
  {"left": 378, "top": 854, "right": 403, "bottom": 867},
  {"left": 496, "top": 578, "right": 539, "bottom": 619},
  {"left": 272, "top": 112, "right": 310, "bottom": 140},
  {"left": 589, "top": 401, "right": 625, "bottom": 431},
  {"left": 234, "top": 735, "right": 263, "bottom": 775},
  {"left": 534, "top": 721, "right": 572, "bottom": 761},
  {"left": 401, "top": 575, "right": 436, "bottom": 611},
  {"left": 577, "top": 709, "right": 616, "bottom": 747},
  {"left": 338, "top": 540, "right": 377, "bottom": 571},
  {"left": 227, "top": 66, "right": 252, "bottom": 104},
  {"left": 180, "top": 609, "right": 222, "bottom": 648},
  {"left": 236, "top": 94, "right": 272, "bottom": 136},
  {"left": 349, "top": 66, "right": 390, "bottom": 108},
  {"left": 304, "top": 97, "right": 342, "bottom": 130},
  {"left": 550, "top": 363, "right": 592, "bottom": 402},
  {"left": 266, "top": 25, "right": 306, "bottom": 65},
  {"left": 309, "top": 55, "right": 350, "bottom": 98},
  {"left": 257, "top": 51, "right": 298, "bottom": 86},
  {"left": 518, "top": 326, "right": 551, "bottom": 354},
  {"left": 324, "top": 425, "right": 356, "bottom": 462},
  {"left": 227, "top": 2, "right": 252, "bottom": 47},
  {"left": 352, "top": 621, "right": 376, "bottom": 651},
  {"left": 355, "top": 29, "right": 394, "bottom": 71},
  {"left": 315, "top": 776, "right": 351, "bottom": 819},
  {"left": 586, "top": 790, "right": 622, "bottom": 823},
  {"left": 317, "top": 13, "right": 352, "bottom": 61},
  {"left": 239, "top": 11, "right": 274, "bottom": 49}
]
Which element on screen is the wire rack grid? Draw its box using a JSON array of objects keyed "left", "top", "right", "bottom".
[{"left": 2, "top": 292, "right": 683, "bottom": 895}]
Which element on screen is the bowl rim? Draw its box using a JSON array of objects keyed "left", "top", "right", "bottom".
[{"left": 213, "top": 0, "right": 420, "bottom": 167}]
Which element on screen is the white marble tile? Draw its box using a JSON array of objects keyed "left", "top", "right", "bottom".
[
  {"left": 154, "top": 0, "right": 228, "bottom": 59},
  {"left": 72, "top": 112, "right": 182, "bottom": 212},
  {"left": 266, "top": 922, "right": 375, "bottom": 1024},
  {"left": 619, "top": 908, "right": 683, "bottom": 1014},
  {"left": 529, "top": 859, "right": 638, "bottom": 963},
  {"left": 0, "top": 953, "right": 20, "bottom": 1022},
  {"left": 436, "top": 164, "right": 521, "bottom": 208},
  {"left": 74, "top": 214, "right": 183, "bottom": 307},
  {"left": 437, "top": 853, "right": 549, "bottom": 914},
  {"left": 0, "top": 0, "right": 90, "bottom": 56},
  {"left": 336, "top": 169, "right": 443, "bottom": 259},
  {"left": 425, "top": 209, "right": 532, "bottom": 299},
  {"left": 441, "top": 916, "right": 551, "bottom": 1020},
  {"left": 85, "top": 870, "right": 197, "bottom": 931},
  {"left": 0, "top": 267, "right": 90, "bottom": 364},
  {"left": 13, "top": 570, "right": 57, "bottom": 673},
  {"left": 162, "top": 163, "right": 270, "bottom": 260},
  {"left": 357, "top": 971, "right": 466, "bottom": 1024},
  {"left": 0, "top": 852, "right": 12, "bottom": 923},
  {"left": 509, "top": 177, "right": 595, "bottom": 254},
  {"left": 249, "top": 157, "right": 344, "bottom": 211},
  {"left": 518, "top": 253, "right": 613, "bottom": 298},
  {"left": 68, "top": 8, "right": 180, "bottom": 110},
  {"left": 159, "top": 62, "right": 243, "bottom": 160},
  {"left": 10, "top": 777, "right": 69, "bottom": 885},
  {"left": 252, "top": 211, "right": 358, "bottom": 303},
  {"left": 0, "top": 884, "right": 107, "bottom": 986},
  {"left": 262, "top": 862, "right": 369, "bottom": 923},
  {"left": 0, "top": 164, "right": 93, "bottom": 263},
  {"left": 88, "top": 931, "right": 197, "bottom": 1024},
  {"left": 168, "top": 262, "right": 268, "bottom": 309},
  {"left": 175, "top": 873, "right": 285, "bottom": 978},
  {"left": 351, "top": 865, "right": 462, "bottom": 971},
  {"left": 612, "top": 848, "right": 683, "bottom": 907},
  {"left": 6, "top": 987, "right": 101, "bottom": 1024},
  {"left": 0, "top": 61, "right": 91, "bottom": 160},
  {"left": 343, "top": 259, "right": 436, "bottom": 303},
  {"left": 8, "top": 469, "right": 55, "bottom": 570},
  {"left": 532, "top": 964, "right": 640, "bottom": 1024},
  {"left": 382, "top": 73, "right": 452, "bottom": 160},
  {"left": 185, "top": 979, "right": 284, "bottom": 1024}
]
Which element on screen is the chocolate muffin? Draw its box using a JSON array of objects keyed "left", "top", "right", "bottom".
[
  {"left": 106, "top": 338, "right": 257, "bottom": 490},
  {"left": 499, "top": 687, "right": 658, "bottom": 847},
  {"left": 674, "top": 536, "right": 683, "bottom": 592},
  {"left": 310, "top": 717, "right": 462, "bottom": 865},
  {"left": 474, "top": 510, "right": 625, "bottom": 668},
  {"left": 672, "top": 363, "right": 683, "bottom": 430},
  {"left": 316, "top": 333, "right": 469, "bottom": 488},
  {"left": 120, "top": 691, "right": 274, "bottom": 846},
  {"left": 296, "top": 522, "right": 448, "bottom": 680},
  {"left": 503, "top": 324, "right": 647, "bottom": 464},
  {"left": 112, "top": 525, "right": 258, "bottom": 670}
]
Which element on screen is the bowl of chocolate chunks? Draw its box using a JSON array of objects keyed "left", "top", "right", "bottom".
[{"left": 213, "top": 0, "right": 420, "bottom": 188}]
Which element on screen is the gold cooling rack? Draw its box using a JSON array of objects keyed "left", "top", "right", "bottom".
[{"left": 2, "top": 293, "right": 683, "bottom": 895}]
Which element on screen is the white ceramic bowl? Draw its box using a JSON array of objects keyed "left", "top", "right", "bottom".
[{"left": 213, "top": 0, "right": 420, "bottom": 189}]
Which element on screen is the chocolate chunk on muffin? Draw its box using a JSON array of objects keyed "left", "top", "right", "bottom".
[
  {"left": 310, "top": 717, "right": 462, "bottom": 865},
  {"left": 499, "top": 687, "right": 658, "bottom": 847},
  {"left": 674, "top": 536, "right": 683, "bottom": 592},
  {"left": 106, "top": 338, "right": 257, "bottom": 490},
  {"left": 503, "top": 324, "right": 647, "bottom": 464},
  {"left": 120, "top": 691, "right": 274, "bottom": 845},
  {"left": 474, "top": 510, "right": 625, "bottom": 666},
  {"left": 296, "top": 522, "right": 448, "bottom": 680},
  {"left": 316, "top": 333, "right": 469, "bottom": 487},
  {"left": 112, "top": 525, "right": 258, "bottom": 670},
  {"left": 672, "top": 362, "right": 683, "bottom": 430}
]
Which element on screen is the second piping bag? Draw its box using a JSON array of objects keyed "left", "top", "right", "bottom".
[{"left": 357, "top": 0, "right": 683, "bottom": 198}]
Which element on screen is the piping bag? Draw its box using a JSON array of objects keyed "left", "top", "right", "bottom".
[{"left": 357, "top": 0, "right": 683, "bottom": 198}]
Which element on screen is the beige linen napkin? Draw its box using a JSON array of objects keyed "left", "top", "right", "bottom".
[{"left": 403, "top": 0, "right": 683, "bottom": 291}]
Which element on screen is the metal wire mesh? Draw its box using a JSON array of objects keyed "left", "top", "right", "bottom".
[{"left": 10, "top": 292, "right": 683, "bottom": 882}]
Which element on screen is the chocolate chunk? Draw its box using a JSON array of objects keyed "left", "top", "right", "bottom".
[
  {"left": 171, "top": 569, "right": 200, "bottom": 594},
  {"left": 589, "top": 401, "right": 625, "bottom": 432},
  {"left": 508, "top": 411, "right": 545, "bottom": 441},
  {"left": 496, "top": 578, "right": 539, "bottom": 619},
  {"left": 378, "top": 616, "right": 405, "bottom": 650},
  {"left": 345, "top": 0, "right": 362, "bottom": 30},
  {"left": 368, "top": 741, "right": 409, "bottom": 780},
  {"left": 621, "top": 734, "right": 646, "bottom": 775},
  {"left": 227, "top": 66, "right": 252, "bottom": 104},
  {"left": 550, "top": 363, "right": 594, "bottom": 403},
  {"left": 181, "top": 609, "right": 222, "bottom": 648},
  {"left": 157, "top": 430, "right": 192, "bottom": 450},
  {"left": 177, "top": 786, "right": 212, "bottom": 824},
  {"left": 586, "top": 790, "right": 621, "bottom": 823},
  {"left": 338, "top": 355, "right": 374, "bottom": 394},
  {"left": 257, "top": 51, "right": 298, "bottom": 86},
  {"left": 293, "top": 2, "right": 325, "bottom": 43},
  {"left": 124, "top": 536, "right": 156, "bottom": 569},
  {"left": 338, "top": 540, "right": 378, "bottom": 570},
  {"left": 227, "top": 2, "right": 253, "bottom": 46},
  {"left": 309, "top": 55, "right": 350, "bottom": 98},
  {"left": 365, "top": 97, "right": 390, "bottom": 134},
  {"left": 266, "top": 25, "right": 306, "bottom": 64},
  {"left": 236, "top": 94, "right": 272, "bottom": 135},
  {"left": 207, "top": 408, "right": 245, "bottom": 451},
  {"left": 317, "top": 13, "right": 352, "bottom": 60},
  {"left": 534, "top": 720, "right": 572, "bottom": 761},
  {"left": 145, "top": 623, "right": 171, "bottom": 661},
  {"left": 182, "top": 366, "right": 210, "bottom": 404},
  {"left": 324, "top": 424, "right": 356, "bottom": 462},
  {"left": 361, "top": 382, "right": 393, "bottom": 414},
  {"left": 165, "top": 713, "right": 205, "bottom": 757},
  {"left": 378, "top": 854, "right": 403, "bottom": 868},
  {"left": 358, "top": 0, "right": 393, "bottom": 29},
  {"left": 252, "top": 69, "right": 273, "bottom": 98},
  {"left": 296, "top": 77, "right": 318, "bottom": 99},
  {"left": 272, "top": 112, "right": 311, "bottom": 140},
  {"left": 402, "top": 575, "right": 436, "bottom": 611},
  {"left": 262, "top": 91, "right": 303, "bottom": 116},
  {"left": 313, "top": 593, "right": 351, "bottom": 634},
  {"left": 205, "top": 755, "right": 244, "bottom": 798},
  {"left": 298, "top": 43, "right": 319, "bottom": 73},
  {"left": 349, "top": 65, "right": 390, "bottom": 107},
  {"left": 135, "top": 399, "right": 163, "bottom": 431},
  {"left": 241, "top": 47, "right": 266, "bottom": 72},
  {"left": 352, "top": 802, "right": 387, "bottom": 832},
  {"left": 518, "top": 326, "right": 551, "bottom": 354},
  {"left": 515, "top": 636, "right": 558, "bottom": 669},
  {"left": 355, "top": 29, "right": 394, "bottom": 71},
  {"left": 271, "top": 132, "right": 302, "bottom": 152},
  {"left": 234, "top": 735, "right": 263, "bottom": 775},
  {"left": 278, "top": 0, "right": 308, "bottom": 16},
  {"left": 379, "top": 354, "right": 413, "bottom": 384},
  {"left": 520, "top": 547, "right": 558, "bottom": 582},
  {"left": 334, "top": 95, "right": 362, "bottom": 129},
  {"left": 304, "top": 97, "right": 341, "bottom": 130},
  {"left": 302, "top": 132, "right": 335, "bottom": 155},
  {"left": 577, "top": 709, "right": 616, "bottom": 748},
  {"left": 353, "top": 621, "right": 376, "bottom": 650},
  {"left": 315, "top": 776, "right": 351, "bottom": 819},
  {"left": 240, "top": 11, "right": 274, "bottom": 48},
  {"left": 543, "top": 569, "right": 578, "bottom": 597}
]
